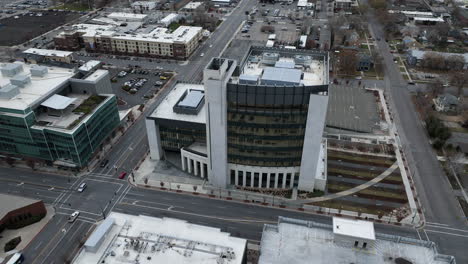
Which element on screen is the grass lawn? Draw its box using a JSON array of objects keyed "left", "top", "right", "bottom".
[
  {"left": 439, "top": 161, "right": 461, "bottom": 190},
  {"left": 168, "top": 22, "right": 181, "bottom": 32},
  {"left": 449, "top": 126, "right": 468, "bottom": 133},
  {"left": 52, "top": 3, "right": 91, "bottom": 11},
  {"left": 328, "top": 167, "right": 403, "bottom": 183},
  {"left": 328, "top": 151, "right": 395, "bottom": 166}
]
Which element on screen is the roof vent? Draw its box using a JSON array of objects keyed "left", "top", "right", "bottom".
[
  {"left": 30, "top": 65, "right": 48, "bottom": 77},
  {"left": 0, "top": 84, "right": 20, "bottom": 99},
  {"left": 1, "top": 63, "right": 24, "bottom": 77},
  {"left": 10, "top": 74, "right": 31, "bottom": 87}
]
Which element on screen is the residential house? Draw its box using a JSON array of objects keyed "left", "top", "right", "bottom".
[{"left": 433, "top": 93, "right": 459, "bottom": 112}]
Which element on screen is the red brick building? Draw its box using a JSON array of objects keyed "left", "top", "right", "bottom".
[{"left": 0, "top": 194, "right": 46, "bottom": 232}]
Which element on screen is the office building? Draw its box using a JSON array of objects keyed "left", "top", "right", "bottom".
[
  {"left": 146, "top": 46, "right": 329, "bottom": 192},
  {"left": 0, "top": 62, "right": 119, "bottom": 168}
]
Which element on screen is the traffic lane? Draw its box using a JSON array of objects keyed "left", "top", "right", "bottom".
[
  {"left": 424, "top": 228, "right": 468, "bottom": 263},
  {"left": 41, "top": 220, "right": 93, "bottom": 264},
  {"left": 0, "top": 167, "right": 78, "bottom": 189},
  {"left": 0, "top": 181, "right": 67, "bottom": 204},
  {"left": 123, "top": 186, "right": 420, "bottom": 239},
  {"left": 60, "top": 177, "right": 124, "bottom": 216}
]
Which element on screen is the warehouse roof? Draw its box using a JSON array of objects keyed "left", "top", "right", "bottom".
[
  {"left": 261, "top": 67, "right": 302, "bottom": 85},
  {"left": 23, "top": 48, "right": 74, "bottom": 58}
]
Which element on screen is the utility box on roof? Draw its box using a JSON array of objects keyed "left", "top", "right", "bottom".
[{"left": 333, "top": 217, "right": 376, "bottom": 249}]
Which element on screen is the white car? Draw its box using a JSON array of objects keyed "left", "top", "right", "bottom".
[
  {"left": 68, "top": 211, "right": 80, "bottom": 223},
  {"left": 200, "top": 53, "right": 204, "bottom": 57}
]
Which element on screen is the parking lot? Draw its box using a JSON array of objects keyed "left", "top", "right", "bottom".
[
  {"left": 0, "top": 10, "right": 81, "bottom": 46},
  {"left": 109, "top": 68, "right": 172, "bottom": 109}
]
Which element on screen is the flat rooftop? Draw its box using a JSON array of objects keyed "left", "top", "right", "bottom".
[
  {"left": 150, "top": 83, "right": 206, "bottom": 124},
  {"left": 23, "top": 48, "right": 74, "bottom": 58},
  {"left": 0, "top": 194, "right": 41, "bottom": 220},
  {"left": 259, "top": 217, "right": 455, "bottom": 264},
  {"left": 333, "top": 217, "right": 375, "bottom": 240},
  {"left": 326, "top": 85, "right": 380, "bottom": 133},
  {"left": 0, "top": 62, "right": 75, "bottom": 111},
  {"left": 73, "top": 213, "right": 247, "bottom": 264},
  {"left": 107, "top": 12, "right": 148, "bottom": 20},
  {"left": 232, "top": 47, "right": 328, "bottom": 86}
]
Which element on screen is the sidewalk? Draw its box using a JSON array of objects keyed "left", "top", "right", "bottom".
[{"left": 0, "top": 206, "right": 54, "bottom": 261}]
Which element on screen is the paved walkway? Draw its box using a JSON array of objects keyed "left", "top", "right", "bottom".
[{"left": 293, "top": 162, "right": 399, "bottom": 204}]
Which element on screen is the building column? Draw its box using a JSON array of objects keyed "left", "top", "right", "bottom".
[
  {"left": 235, "top": 170, "right": 239, "bottom": 186},
  {"left": 258, "top": 173, "right": 263, "bottom": 188},
  {"left": 251, "top": 173, "right": 255, "bottom": 187},
  {"left": 194, "top": 160, "right": 199, "bottom": 176},
  {"left": 274, "top": 173, "right": 279, "bottom": 189},
  {"left": 282, "top": 173, "right": 287, "bottom": 188},
  {"left": 188, "top": 159, "right": 192, "bottom": 174},
  {"left": 181, "top": 155, "right": 186, "bottom": 171},
  {"left": 266, "top": 173, "right": 271, "bottom": 188},
  {"left": 243, "top": 171, "right": 247, "bottom": 187},
  {"left": 146, "top": 119, "right": 163, "bottom": 160},
  {"left": 290, "top": 172, "right": 295, "bottom": 188},
  {"left": 201, "top": 162, "right": 206, "bottom": 178}
]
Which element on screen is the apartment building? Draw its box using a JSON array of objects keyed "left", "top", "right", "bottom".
[
  {"left": 54, "top": 23, "right": 203, "bottom": 60},
  {"left": 146, "top": 47, "right": 330, "bottom": 192}
]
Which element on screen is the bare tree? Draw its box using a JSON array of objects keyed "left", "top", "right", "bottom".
[
  {"left": 428, "top": 79, "right": 444, "bottom": 97},
  {"left": 446, "top": 55, "right": 465, "bottom": 71},
  {"left": 337, "top": 50, "right": 358, "bottom": 75},
  {"left": 449, "top": 71, "right": 468, "bottom": 96}
]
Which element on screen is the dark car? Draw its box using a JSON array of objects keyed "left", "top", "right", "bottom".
[{"left": 100, "top": 159, "right": 109, "bottom": 168}]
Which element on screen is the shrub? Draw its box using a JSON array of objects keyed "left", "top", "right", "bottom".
[
  {"left": 7, "top": 213, "right": 45, "bottom": 229},
  {"left": 4, "top": 236, "right": 21, "bottom": 252}
]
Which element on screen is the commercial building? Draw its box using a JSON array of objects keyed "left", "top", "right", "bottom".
[
  {"left": 0, "top": 194, "right": 46, "bottom": 232},
  {"left": 54, "top": 23, "right": 203, "bottom": 60},
  {"left": 181, "top": 1, "right": 205, "bottom": 12},
  {"left": 0, "top": 62, "right": 119, "bottom": 168},
  {"left": 259, "top": 217, "right": 456, "bottom": 264},
  {"left": 131, "top": 1, "right": 158, "bottom": 11},
  {"left": 73, "top": 213, "right": 247, "bottom": 264},
  {"left": 22, "top": 48, "right": 74, "bottom": 64},
  {"left": 146, "top": 46, "right": 329, "bottom": 192},
  {"left": 159, "top": 13, "right": 181, "bottom": 27},
  {"left": 107, "top": 12, "right": 148, "bottom": 22}
]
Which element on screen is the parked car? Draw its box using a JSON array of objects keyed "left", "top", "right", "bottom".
[
  {"left": 154, "top": 81, "right": 163, "bottom": 86},
  {"left": 68, "top": 211, "right": 80, "bottom": 223},
  {"left": 118, "top": 171, "right": 127, "bottom": 179},
  {"left": 117, "top": 71, "right": 127, "bottom": 77},
  {"left": 100, "top": 159, "right": 109, "bottom": 168}
]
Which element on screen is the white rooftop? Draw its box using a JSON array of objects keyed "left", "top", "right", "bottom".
[
  {"left": 150, "top": 83, "right": 206, "bottom": 123},
  {"left": 0, "top": 62, "right": 75, "bottom": 111},
  {"left": 239, "top": 57, "right": 326, "bottom": 86},
  {"left": 70, "top": 23, "right": 202, "bottom": 44},
  {"left": 40, "top": 94, "right": 76, "bottom": 110},
  {"left": 78, "top": 60, "right": 101, "bottom": 72},
  {"left": 414, "top": 16, "right": 444, "bottom": 22},
  {"left": 332, "top": 217, "right": 375, "bottom": 240},
  {"left": 23, "top": 48, "right": 73, "bottom": 58},
  {"left": 85, "top": 69, "right": 108, "bottom": 82},
  {"left": 183, "top": 1, "right": 203, "bottom": 9},
  {"left": 259, "top": 217, "right": 455, "bottom": 264},
  {"left": 108, "top": 12, "right": 148, "bottom": 20},
  {"left": 73, "top": 213, "right": 246, "bottom": 264}
]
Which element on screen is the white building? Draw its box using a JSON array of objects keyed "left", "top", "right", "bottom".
[
  {"left": 107, "top": 12, "right": 148, "bottom": 22},
  {"left": 131, "top": 1, "right": 157, "bottom": 11},
  {"left": 259, "top": 217, "right": 456, "bottom": 264},
  {"left": 146, "top": 46, "right": 330, "bottom": 192},
  {"left": 73, "top": 213, "right": 247, "bottom": 264},
  {"left": 181, "top": 1, "right": 204, "bottom": 11},
  {"left": 159, "top": 13, "right": 181, "bottom": 27}
]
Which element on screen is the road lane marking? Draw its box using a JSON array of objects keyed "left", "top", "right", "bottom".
[
  {"left": 32, "top": 218, "right": 74, "bottom": 264},
  {"left": 33, "top": 241, "right": 43, "bottom": 251},
  {"left": 416, "top": 229, "right": 422, "bottom": 240},
  {"left": 425, "top": 224, "right": 468, "bottom": 233},
  {"left": 426, "top": 221, "right": 449, "bottom": 227},
  {"left": 425, "top": 229, "right": 468, "bottom": 238},
  {"left": 423, "top": 229, "right": 430, "bottom": 241},
  {"left": 118, "top": 202, "right": 276, "bottom": 225},
  {"left": 40, "top": 221, "right": 83, "bottom": 264}
]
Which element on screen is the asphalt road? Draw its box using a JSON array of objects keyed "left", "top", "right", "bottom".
[{"left": 1, "top": 0, "right": 467, "bottom": 262}]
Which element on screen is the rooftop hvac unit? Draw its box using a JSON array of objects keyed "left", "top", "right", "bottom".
[
  {"left": 294, "top": 55, "right": 312, "bottom": 66},
  {"left": 262, "top": 52, "right": 280, "bottom": 65},
  {"left": 10, "top": 74, "right": 31, "bottom": 87},
  {"left": 0, "top": 84, "right": 20, "bottom": 99},
  {"left": 30, "top": 65, "right": 48, "bottom": 77},
  {"left": 1, "top": 63, "right": 24, "bottom": 77}
]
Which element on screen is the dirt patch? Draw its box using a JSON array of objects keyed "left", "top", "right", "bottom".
[{"left": 0, "top": 10, "right": 81, "bottom": 46}]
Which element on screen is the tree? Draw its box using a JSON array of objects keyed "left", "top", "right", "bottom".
[
  {"left": 337, "top": 50, "right": 358, "bottom": 75},
  {"left": 260, "top": 25, "right": 275, "bottom": 33},
  {"left": 446, "top": 55, "right": 465, "bottom": 71},
  {"left": 369, "top": 0, "right": 387, "bottom": 10},
  {"left": 26, "top": 159, "right": 35, "bottom": 170},
  {"left": 160, "top": 181, "right": 165, "bottom": 188},
  {"left": 144, "top": 178, "right": 148, "bottom": 185},
  {"left": 5, "top": 156, "right": 14, "bottom": 167},
  {"left": 449, "top": 71, "right": 468, "bottom": 96},
  {"left": 428, "top": 79, "right": 444, "bottom": 97},
  {"left": 305, "top": 39, "right": 316, "bottom": 49},
  {"left": 193, "top": 185, "right": 198, "bottom": 193}
]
